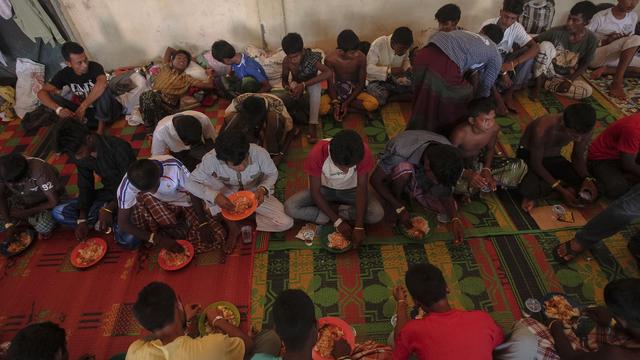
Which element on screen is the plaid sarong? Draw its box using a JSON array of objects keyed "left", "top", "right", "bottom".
[
  {"left": 520, "top": 1, "right": 555, "bottom": 35},
  {"left": 130, "top": 193, "right": 226, "bottom": 254},
  {"left": 296, "top": 49, "right": 323, "bottom": 82},
  {"left": 518, "top": 317, "right": 640, "bottom": 360}
]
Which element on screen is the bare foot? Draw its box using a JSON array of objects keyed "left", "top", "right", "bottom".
[
  {"left": 609, "top": 82, "right": 627, "bottom": 100},
  {"left": 224, "top": 228, "right": 239, "bottom": 254},
  {"left": 272, "top": 153, "right": 284, "bottom": 166},
  {"left": 590, "top": 67, "right": 606, "bottom": 79},
  {"left": 307, "top": 124, "right": 319, "bottom": 144},
  {"left": 211, "top": 248, "right": 226, "bottom": 264},
  {"left": 521, "top": 198, "right": 535, "bottom": 213},
  {"left": 503, "top": 96, "right": 518, "bottom": 113},
  {"left": 496, "top": 103, "right": 509, "bottom": 117}
]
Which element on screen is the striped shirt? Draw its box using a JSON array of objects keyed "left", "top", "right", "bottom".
[
  {"left": 117, "top": 155, "right": 191, "bottom": 209},
  {"left": 152, "top": 64, "right": 197, "bottom": 106},
  {"left": 429, "top": 30, "right": 502, "bottom": 97}
]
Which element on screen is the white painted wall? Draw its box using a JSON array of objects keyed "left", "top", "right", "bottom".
[{"left": 57, "top": 0, "right": 636, "bottom": 70}]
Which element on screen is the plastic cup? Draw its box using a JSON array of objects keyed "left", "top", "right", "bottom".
[{"left": 241, "top": 225, "right": 253, "bottom": 244}]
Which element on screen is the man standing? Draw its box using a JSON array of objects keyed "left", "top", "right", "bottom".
[
  {"left": 37, "top": 42, "right": 122, "bottom": 134},
  {"left": 407, "top": 26, "right": 503, "bottom": 136}
]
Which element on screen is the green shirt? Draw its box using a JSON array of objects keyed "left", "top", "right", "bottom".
[{"left": 536, "top": 26, "right": 598, "bottom": 76}]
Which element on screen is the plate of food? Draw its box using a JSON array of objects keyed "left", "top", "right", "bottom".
[
  {"left": 312, "top": 317, "right": 356, "bottom": 360},
  {"left": 221, "top": 191, "right": 258, "bottom": 221},
  {"left": 0, "top": 227, "right": 36, "bottom": 257},
  {"left": 319, "top": 226, "right": 352, "bottom": 253},
  {"left": 198, "top": 301, "right": 241, "bottom": 336},
  {"left": 157, "top": 240, "right": 194, "bottom": 271},
  {"left": 541, "top": 293, "right": 580, "bottom": 325},
  {"left": 398, "top": 215, "right": 432, "bottom": 241},
  {"left": 70, "top": 237, "right": 108, "bottom": 268}
]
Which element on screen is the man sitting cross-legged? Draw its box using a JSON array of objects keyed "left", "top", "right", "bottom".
[
  {"left": 392, "top": 263, "right": 504, "bottom": 360},
  {"left": 185, "top": 131, "right": 293, "bottom": 254},
  {"left": 517, "top": 103, "right": 598, "bottom": 212},
  {"left": 116, "top": 157, "right": 227, "bottom": 258},
  {"left": 370, "top": 130, "right": 465, "bottom": 245},
  {"left": 284, "top": 129, "right": 383, "bottom": 248},
  {"left": 588, "top": 0, "right": 640, "bottom": 99},
  {"left": 450, "top": 97, "right": 527, "bottom": 199},
  {"left": 151, "top": 110, "right": 217, "bottom": 171},
  {"left": 52, "top": 120, "right": 137, "bottom": 248},
  {"left": 531, "top": 1, "right": 599, "bottom": 100},
  {"left": 366, "top": 27, "right": 414, "bottom": 108},
  {"left": 320, "top": 29, "right": 379, "bottom": 122}
]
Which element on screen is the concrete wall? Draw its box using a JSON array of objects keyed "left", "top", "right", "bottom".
[{"left": 57, "top": 0, "right": 631, "bottom": 70}]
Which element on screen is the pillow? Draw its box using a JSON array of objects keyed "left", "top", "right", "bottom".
[{"left": 184, "top": 61, "right": 208, "bottom": 81}]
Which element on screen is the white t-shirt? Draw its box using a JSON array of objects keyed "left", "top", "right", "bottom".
[
  {"left": 151, "top": 110, "right": 217, "bottom": 156},
  {"left": 117, "top": 155, "right": 191, "bottom": 209},
  {"left": 587, "top": 8, "right": 638, "bottom": 42},
  {"left": 481, "top": 17, "right": 532, "bottom": 54}
]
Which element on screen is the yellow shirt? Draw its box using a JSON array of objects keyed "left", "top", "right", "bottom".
[
  {"left": 152, "top": 64, "right": 197, "bottom": 106},
  {"left": 125, "top": 334, "right": 245, "bottom": 360}
]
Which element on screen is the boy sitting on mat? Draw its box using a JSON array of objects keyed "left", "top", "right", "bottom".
[
  {"left": 517, "top": 103, "right": 598, "bottom": 212},
  {"left": 185, "top": 131, "right": 293, "bottom": 253},
  {"left": 279, "top": 33, "right": 332, "bottom": 144},
  {"left": 211, "top": 40, "right": 272, "bottom": 97},
  {"left": 284, "top": 129, "right": 383, "bottom": 248},
  {"left": 116, "top": 157, "right": 226, "bottom": 258},
  {"left": 449, "top": 97, "right": 527, "bottom": 198},
  {"left": 0, "top": 153, "right": 64, "bottom": 241},
  {"left": 370, "top": 130, "right": 465, "bottom": 245},
  {"left": 320, "top": 30, "right": 379, "bottom": 122}
]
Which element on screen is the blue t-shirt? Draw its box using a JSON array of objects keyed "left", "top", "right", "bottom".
[{"left": 232, "top": 54, "right": 269, "bottom": 83}]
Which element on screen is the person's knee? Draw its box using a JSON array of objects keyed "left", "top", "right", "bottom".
[
  {"left": 366, "top": 199, "right": 385, "bottom": 224},
  {"left": 319, "top": 95, "right": 331, "bottom": 115},
  {"left": 359, "top": 93, "right": 379, "bottom": 112},
  {"left": 538, "top": 41, "right": 555, "bottom": 54},
  {"left": 605, "top": 180, "right": 630, "bottom": 199},
  {"left": 283, "top": 197, "right": 298, "bottom": 218},
  {"left": 115, "top": 229, "right": 140, "bottom": 250},
  {"left": 623, "top": 35, "right": 640, "bottom": 49}
]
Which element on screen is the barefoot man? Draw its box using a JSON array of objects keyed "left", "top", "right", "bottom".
[{"left": 516, "top": 103, "right": 598, "bottom": 212}]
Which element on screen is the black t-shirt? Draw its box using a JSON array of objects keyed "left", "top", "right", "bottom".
[{"left": 50, "top": 61, "right": 105, "bottom": 99}]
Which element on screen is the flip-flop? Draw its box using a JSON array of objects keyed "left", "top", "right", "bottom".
[{"left": 553, "top": 241, "right": 583, "bottom": 264}]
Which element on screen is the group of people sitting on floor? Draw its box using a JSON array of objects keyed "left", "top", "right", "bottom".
[
  {"left": 4, "top": 270, "right": 640, "bottom": 359},
  {"left": 2, "top": 0, "right": 640, "bottom": 358},
  {"left": 2, "top": 0, "right": 639, "bottom": 257}
]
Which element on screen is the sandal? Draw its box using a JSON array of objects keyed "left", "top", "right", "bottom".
[{"left": 553, "top": 241, "right": 584, "bottom": 264}]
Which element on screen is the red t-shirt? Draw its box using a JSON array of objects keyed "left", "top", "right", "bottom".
[
  {"left": 393, "top": 309, "right": 503, "bottom": 360},
  {"left": 303, "top": 139, "right": 374, "bottom": 189},
  {"left": 588, "top": 113, "right": 640, "bottom": 161}
]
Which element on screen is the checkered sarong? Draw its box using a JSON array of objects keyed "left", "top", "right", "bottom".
[
  {"left": 130, "top": 193, "right": 226, "bottom": 254},
  {"left": 519, "top": 317, "right": 640, "bottom": 360}
]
